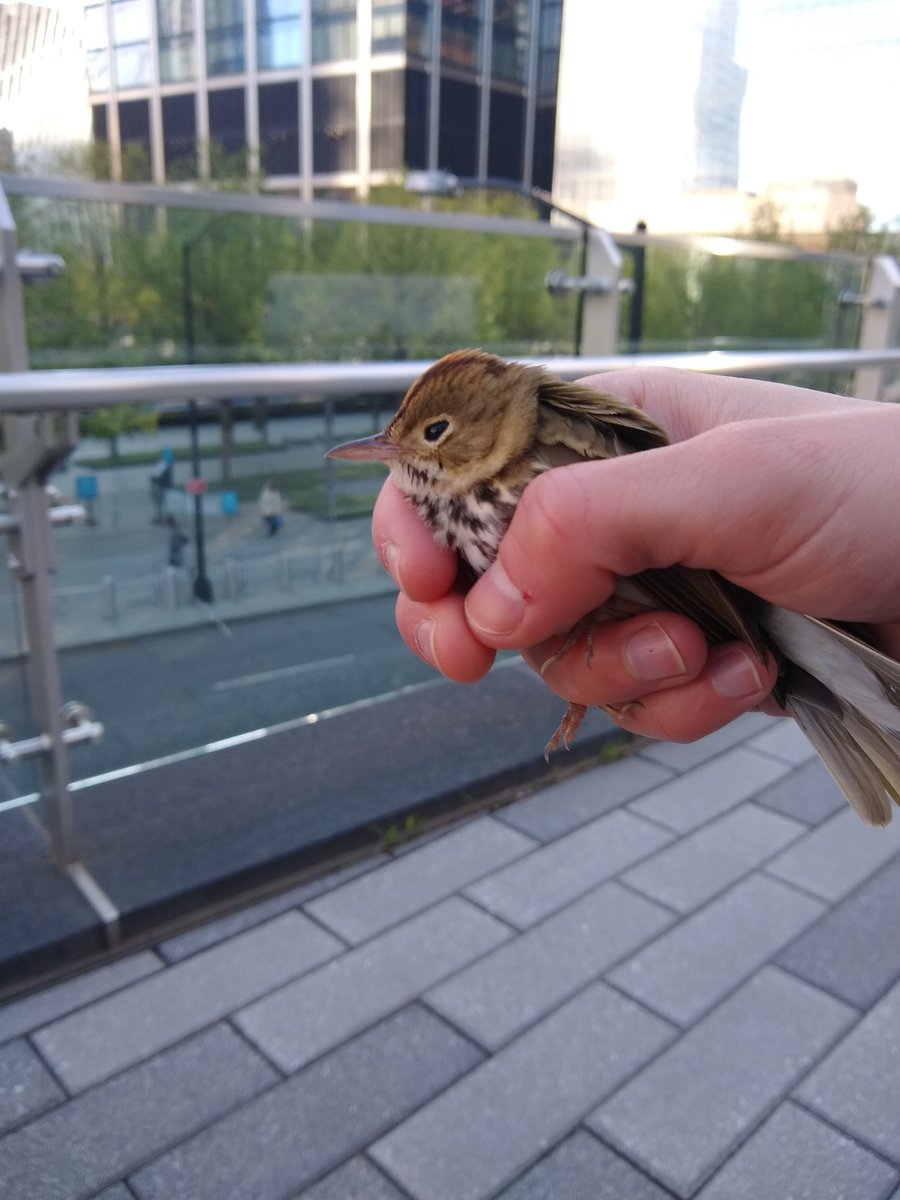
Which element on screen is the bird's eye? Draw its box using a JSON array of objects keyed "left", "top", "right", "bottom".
[{"left": 423, "top": 419, "right": 450, "bottom": 443}]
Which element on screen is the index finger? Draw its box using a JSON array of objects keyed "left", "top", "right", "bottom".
[{"left": 372, "top": 478, "right": 457, "bottom": 601}]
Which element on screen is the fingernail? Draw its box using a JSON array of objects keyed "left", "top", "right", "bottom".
[
  {"left": 414, "top": 618, "right": 436, "bottom": 667},
  {"left": 625, "top": 622, "right": 686, "bottom": 681},
  {"left": 381, "top": 541, "right": 401, "bottom": 585},
  {"left": 711, "top": 646, "right": 764, "bottom": 699},
  {"left": 467, "top": 561, "right": 526, "bottom": 636}
]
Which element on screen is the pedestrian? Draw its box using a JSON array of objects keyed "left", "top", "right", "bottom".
[
  {"left": 166, "top": 515, "right": 189, "bottom": 567},
  {"left": 259, "top": 482, "right": 284, "bottom": 536}
]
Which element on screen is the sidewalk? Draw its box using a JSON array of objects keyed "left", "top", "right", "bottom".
[{"left": 2, "top": 712, "right": 900, "bottom": 1198}]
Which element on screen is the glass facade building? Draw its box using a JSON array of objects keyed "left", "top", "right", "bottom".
[{"left": 84, "top": 0, "right": 563, "bottom": 197}]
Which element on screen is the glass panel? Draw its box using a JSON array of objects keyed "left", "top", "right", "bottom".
[
  {"left": 311, "top": 0, "right": 358, "bottom": 63},
  {"left": 372, "top": 2, "right": 405, "bottom": 54},
  {"left": 88, "top": 48, "right": 111, "bottom": 91},
  {"left": 112, "top": 0, "right": 151, "bottom": 43},
  {"left": 257, "top": 0, "right": 303, "bottom": 71},
  {"left": 441, "top": 0, "right": 483, "bottom": 71},
  {"left": 157, "top": 0, "right": 195, "bottom": 81},
  {"left": 84, "top": 4, "right": 109, "bottom": 49},
  {"left": 312, "top": 76, "right": 356, "bottom": 172},
  {"left": 259, "top": 82, "right": 300, "bottom": 174},
  {"left": 406, "top": 0, "right": 432, "bottom": 59},
  {"left": 491, "top": 0, "right": 528, "bottom": 83},
  {"left": 205, "top": 0, "right": 245, "bottom": 75},
  {"left": 115, "top": 43, "right": 152, "bottom": 88}
]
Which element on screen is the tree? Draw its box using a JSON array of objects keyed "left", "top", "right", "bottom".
[{"left": 79, "top": 405, "right": 157, "bottom": 459}]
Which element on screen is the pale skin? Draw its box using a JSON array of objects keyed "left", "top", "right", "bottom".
[{"left": 372, "top": 369, "right": 900, "bottom": 743}]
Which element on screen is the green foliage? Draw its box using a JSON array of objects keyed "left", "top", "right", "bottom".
[{"left": 79, "top": 405, "right": 157, "bottom": 459}]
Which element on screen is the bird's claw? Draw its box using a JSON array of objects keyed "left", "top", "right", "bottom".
[{"left": 544, "top": 702, "right": 589, "bottom": 760}]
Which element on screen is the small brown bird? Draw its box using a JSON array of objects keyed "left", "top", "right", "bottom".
[{"left": 328, "top": 349, "right": 900, "bottom": 826}]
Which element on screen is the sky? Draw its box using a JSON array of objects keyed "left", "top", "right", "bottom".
[{"left": 556, "top": 0, "right": 899, "bottom": 228}]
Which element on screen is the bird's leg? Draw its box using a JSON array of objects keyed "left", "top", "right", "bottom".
[
  {"left": 539, "top": 597, "right": 645, "bottom": 679},
  {"left": 544, "top": 702, "right": 588, "bottom": 759}
]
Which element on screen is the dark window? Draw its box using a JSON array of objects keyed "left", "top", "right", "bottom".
[
  {"left": 118, "top": 98, "right": 152, "bottom": 179},
  {"left": 91, "top": 104, "right": 109, "bottom": 142},
  {"left": 404, "top": 68, "right": 428, "bottom": 169},
  {"left": 531, "top": 101, "right": 556, "bottom": 192},
  {"left": 208, "top": 87, "right": 246, "bottom": 165},
  {"left": 162, "top": 93, "right": 197, "bottom": 180},
  {"left": 312, "top": 76, "right": 356, "bottom": 173},
  {"left": 371, "top": 71, "right": 404, "bottom": 170},
  {"left": 259, "top": 82, "right": 300, "bottom": 175},
  {"left": 487, "top": 89, "right": 524, "bottom": 181},
  {"left": 438, "top": 76, "right": 478, "bottom": 177}
]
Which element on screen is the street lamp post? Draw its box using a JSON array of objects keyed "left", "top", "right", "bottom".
[{"left": 181, "top": 232, "right": 214, "bottom": 604}]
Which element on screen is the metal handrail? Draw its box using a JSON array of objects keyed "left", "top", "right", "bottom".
[{"left": 0, "top": 348, "right": 899, "bottom": 413}]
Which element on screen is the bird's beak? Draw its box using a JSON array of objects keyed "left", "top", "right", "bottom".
[{"left": 326, "top": 431, "right": 401, "bottom": 462}]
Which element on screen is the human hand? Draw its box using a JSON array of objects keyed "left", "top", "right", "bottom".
[{"left": 372, "top": 368, "right": 900, "bottom": 741}]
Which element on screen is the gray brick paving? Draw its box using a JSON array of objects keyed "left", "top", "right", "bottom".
[
  {"left": 496, "top": 1130, "right": 671, "bottom": 1199},
  {"left": 0, "top": 1024, "right": 277, "bottom": 1200},
  {"left": 306, "top": 816, "right": 535, "bottom": 943},
  {"left": 754, "top": 758, "right": 849, "bottom": 825},
  {"left": 777, "top": 857, "right": 900, "bottom": 1008},
  {"left": 0, "top": 1040, "right": 64, "bottom": 1135},
  {"left": 5, "top": 715, "right": 900, "bottom": 1200},
  {"left": 425, "top": 881, "right": 673, "bottom": 1049},
  {"left": 464, "top": 810, "right": 672, "bottom": 928},
  {"left": 495, "top": 755, "right": 672, "bottom": 841},
  {"left": 0, "top": 952, "right": 162, "bottom": 1044},
  {"left": 796, "top": 974, "right": 900, "bottom": 1163},
  {"left": 34, "top": 911, "right": 343, "bottom": 1092},
  {"left": 297, "top": 1157, "right": 407, "bottom": 1199},
  {"left": 129, "top": 1005, "right": 482, "bottom": 1200},
  {"left": 608, "top": 874, "right": 826, "bottom": 1026},
  {"left": 371, "top": 982, "right": 675, "bottom": 1200},
  {"left": 766, "top": 807, "right": 900, "bottom": 901},
  {"left": 622, "top": 803, "right": 805, "bottom": 913},
  {"left": 697, "top": 1102, "right": 898, "bottom": 1199},
  {"left": 236, "top": 897, "right": 511, "bottom": 1072},
  {"left": 629, "top": 746, "right": 791, "bottom": 832},
  {"left": 590, "top": 968, "right": 856, "bottom": 1197}
]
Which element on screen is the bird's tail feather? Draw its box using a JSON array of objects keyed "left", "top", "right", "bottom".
[{"left": 788, "top": 697, "right": 900, "bottom": 827}]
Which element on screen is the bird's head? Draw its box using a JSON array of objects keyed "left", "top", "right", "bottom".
[{"left": 326, "top": 350, "right": 542, "bottom": 492}]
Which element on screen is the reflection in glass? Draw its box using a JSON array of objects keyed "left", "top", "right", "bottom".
[
  {"left": 111, "top": 0, "right": 151, "bottom": 88},
  {"left": 311, "top": 0, "right": 357, "bottom": 63},
  {"left": 312, "top": 75, "right": 356, "bottom": 171},
  {"left": 205, "top": 0, "right": 245, "bottom": 75},
  {"left": 116, "top": 42, "right": 152, "bottom": 88},
  {"left": 372, "top": 1, "right": 405, "bottom": 54},
  {"left": 157, "top": 0, "right": 195, "bottom": 81},
  {"left": 371, "top": 71, "right": 403, "bottom": 169},
  {"left": 441, "top": 0, "right": 483, "bottom": 72},
  {"left": 406, "top": 0, "right": 432, "bottom": 59},
  {"left": 257, "top": 0, "right": 302, "bottom": 69},
  {"left": 492, "top": 0, "right": 528, "bottom": 83},
  {"left": 259, "top": 81, "right": 300, "bottom": 174}
]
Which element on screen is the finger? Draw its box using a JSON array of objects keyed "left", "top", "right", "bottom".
[
  {"left": 590, "top": 641, "right": 779, "bottom": 742},
  {"left": 520, "top": 612, "right": 710, "bottom": 706},
  {"left": 395, "top": 591, "right": 496, "bottom": 683},
  {"left": 372, "top": 479, "right": 457, "bottom": 601},
  {"left": 578, "top": 367, "right": 872, "bottom": 443}
]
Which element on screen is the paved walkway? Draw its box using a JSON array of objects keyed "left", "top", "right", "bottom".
[{"left": 2, "top": 712, "right": 900, "bottom": 1199}]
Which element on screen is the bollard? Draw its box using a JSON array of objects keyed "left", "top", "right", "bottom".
[{"left": 101, "top": 575, "right": 117, "bottom": 621}]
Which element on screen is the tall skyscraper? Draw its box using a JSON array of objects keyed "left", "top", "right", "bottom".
[{"left": 77, "top": 1, "right": 563, "bottom": 198}]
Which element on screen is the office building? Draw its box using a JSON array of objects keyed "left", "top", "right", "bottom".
[{"left": 81, "top": 1, "right": 563, "bottom": 198}]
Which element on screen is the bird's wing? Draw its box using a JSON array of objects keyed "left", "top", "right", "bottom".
[{"left": 534, "top": 376, "right": 772, "bottom": 661}]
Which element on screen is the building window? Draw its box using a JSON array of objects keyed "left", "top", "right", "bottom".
[
  {"left": 157, "top": 0, "right": 195, "bottom": 82},
  {"left": 205, "top": 0, "right": 244, "bottom": 75},
  {"left": 92, "top": 103, "right": 109, "bottom": 142},
  {"left": 371, "top": 70, "right": 403, "bottom": 170},
  {"left": 259, "top": 81, "right": 300, "bottom": 175},
  {"left": 162, "top": 92, "right": 196, "bottom": 178},
  {"left": 492, "top": 0, "right": 528, "bottom": 84},
  {"left": 438, "top": 76, "right": 478, "bottom": 176},
  {"left": 311, "top": 0, "right": 357, "bottom": 64},
  {"left": 112, "top": 0, "right": 151, "bottom": 89},
  {"left": 84, "top": 3, "right": 110, "bottom": 92},
  {"left": 118, "top": 97, "right": 152, "bottom": 178},
  {"left": 488, "top": 89, "right": 524, "bottom": 180},
  {"left": 312, "top": 75, "right": 356, "bottom": 172},
  {"left": 372, "top": 1, "right": 404, "bottom": 54},
  {"left": 208, "top": 87, "right": 246, "bottom": 168},
  {"left": 536, "top": 0, "right": 562, "bottom": 97},
  {"left": 404, "top": 68, "right": 429, "bottom": 168},
  {"left": 441, "top": 0, "right": 483, "bottom": 73},
  {"left": 257, "top": 0, "right": 302, "bottom": 70},
  {"left": 406, "top": 0, "right": 432, "bottom": 60}
]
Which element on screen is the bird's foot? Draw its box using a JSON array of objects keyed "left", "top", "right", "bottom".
[{"left": 544, "top": 702, "right": 588, "bottom": 760}]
